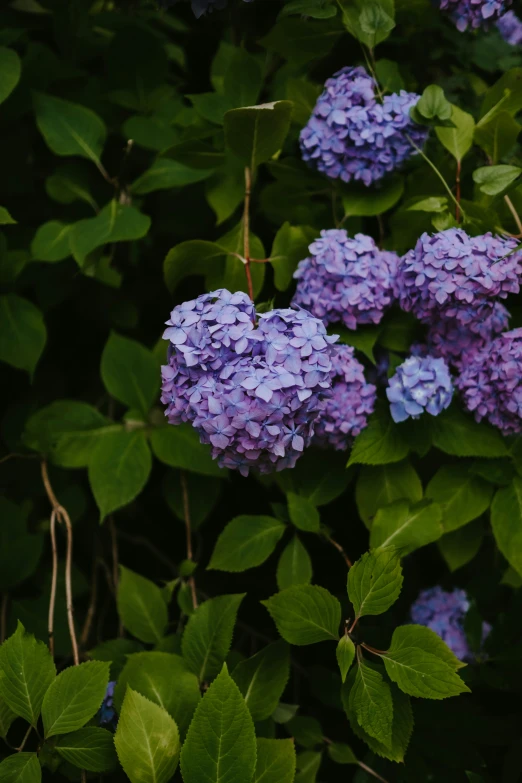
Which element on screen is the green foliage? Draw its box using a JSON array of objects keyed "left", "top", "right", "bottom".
[
  {"left": 42, "top": 660, "right": 109, "bottom": 738},
  {"left": 287, "top": 493, "right": 320, "bottom": 532},
  {"left": 276, "top": 536, "right": 313, "bottom": 590},
  {"left": 209, "top": 515, "right": 286, "bottom": 571},
  {"left": 0, "top": 294, "right": 46, "bottom": 376},
  {"left": 0, "top": 499, "right": 43, "bottom": 591},
  {"left": 55, "top": 728, "right": 118, "bottom": 772},
  {"left": 182, "top": 593, "right": 245, "bottom": 682},
  {"left": 0, "top": 754, "right": 41, "bottom": 782},
  {"left": 262, "top": 585, "right": 341, "bottom": 644},
  {"left": 224, "top": 101, "right": 293, "bottom": 171},
  {"left": 89, "top": 431, "right": 152, "bottom": 519},
  {"left": 254, "top": 738, "right": 296, "bottom": 783},
  {"left": 117, "top": 566, "right": 168, "bottom": 643},
  {"left": 349, "top": 661, "right": 394, "bottom": 748},
  {"left": 426, "top": 464, "right": 493, "bottom": 532},
  {"left": 370, "top": 499, "right": 444, "bottom": 552},
  {"left": 336, "top": 635, "right": 356, "bottom": 683},
  {"left": 491, "top": 478, "right": 522, "bottom": 576},
  {"left": 100, "top": 333, "right": 160, "bottom": 416},
  {"left": 348, "top": 548, "right": 403, "bottom": 619},
  {"left": 232, "top": 641, "right": 290, "bottom": 721}
]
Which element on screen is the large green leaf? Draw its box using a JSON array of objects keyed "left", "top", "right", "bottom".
[
  {"left": 0, "top": 294, "right": 46, "bottom": 376},
  {"left": 101, "top": 332, "right": 160, "bottom": 416},
  {"left": 69, "top": 201, "right": 151, "bottom": 267},
  {"left": 338, "top": 0, "right": 395, "bottom": 47},
  {"left": 163, "top": 240, "right": 227, "bottom": 292},
  {"left": 254, "top": 738, "right": 296, "bottom": 783},
  {"left": 276, "top": 536, "right": 313, "bottom": 590},
  {"left": 270, "top": 222, "right": 316, "bottom": 292},
  {"left": 342, "top": 175, "right": 404, "bottom": 217},
  {"left": 473, "top": 164, "right": 521, "bottom": 196},
  {"left": 0, "top": 696, "right": 15, "bottom": 740},
  {"left": 348, "top": 406, "right": 410, "bottom": 466},
  {"left": 370, "top": 500, "right": 444, "bottom": 553},
  {"left": 295, "top": 750, "right": 322, "bottom": 782},
  {"left": 115, "top": 688, "right": 180, "bottom": 783},
  {"left": 31, "top": 221, "right": 73, "bottom": 263},
  {"left": 356, "top": 460, "right": 423, "bottom": 528},
  {"left": 130, "top": 159, "right": 213, "bottom": 194},
  {"left": 436, "top": 105, "right": 475, "bottom": 162},
  {"left": 56, "top": 727, "right": 118, "bottom": 772},
  {"left": 150, "top": 424, "right": 224, "bottom": 477},
  {"left": 0, "top": 754, "right": 41, "bottom": 782},
  {"left": 208, "top": 515, "right": 286, "bottom": 572},
  {"left": 88, "top": 430, "right": 152, "bottom": 520},
  {"left": 224, "top": 101, "right": 293, "bottom": 171},
  {"left": 426, "top": 464, "right": 493, "bottom": 532},
  {"left": 287, "top": 493, "right": 320, "bottom": 533},
  {"left": 390, "top": 625, "right": 465, "bottom": 671},
  {"left": 348, "top": 548, "right": 403, "bottom": 619},
  {"left": 34, "top": 93, "right": 106, "bottom": 165},
  {"left": 182, "top": 593, "right": 245, "bottom": 682},
  {"left": 113, "top": 652, "right": 200, "bottom": 738},
  {"left": 117, "top": 566, "right": 168, "bottom": 644},
  {"left": 474, "top": 111, "right": 521, "bottom": 163},
  {"left": 42, "top": 660, "right": 109, "bottom": 738},
  {"left": 0, "top": 47, "right": 21, "bottom": 105},
  {"left": 0, "top": 498, "right": 43, "bottom": 591},
  {"left": 232, "top": 641, "right": 290, "bottom": 721},
  {"left": 180, "top": 665, "right": 256, "bottom": 783},
  {"left": 491, "top": 478, "right": 522, "bottom": 576},
  {"left": 480, "top": 68, "right": 522, "bottom": 119},
  {"left": 431, "top": 408, "right": 507, "bottom": 458},
  {"left": 262, "top": 585, "right": 340, "bottom": 644},
  {"left": 438, "top": 520, "right": 485, "bottom": 572},
  {"left": 0, "top": 622, "right": 55, "bottom": 726},
  {"left": 349, "top": 662, "right": 393, "bottom": 748}
]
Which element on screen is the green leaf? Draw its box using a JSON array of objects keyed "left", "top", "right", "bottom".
[
  {"left": 56, "top": 727, "right": 118, "bottom": 772},
  {"left": 33, "top": 93, "right": 106, "bottom": 165},
  {"left": 45, "top": 164, "right": 97, "bottom": 210},
  {"left": 163, "top": 139, "right": 226, "bottom": 169},
  {"left": 117, "top": 566, "right": 168, "bottom": 644},
  {"left": 327, "top": 742, "right": 357, "bottom": 765},
  {"left": 411, "top": 84, "right": 453, "bottom": 126},
  {"left": 70, "top": 201, "right": 150, "bottom": 267},
  {"left": 338, "top": 0, "right": 395, "bottom": 47},
  {"left": 31, "top": 221, "right": 72, "bottom": 263},
  {"left": 349, "top": 662, "right": 393, "bottom": 748},
  {"left": 130, "top": 159, "right": 213, "bottom": 194},
  {"left": 208, "top": 515, "right": 285, "bottom": 572},
  {"left": 115, "top": 688, "right": 180, "bottom": 783},
  {"left": 232, "top": 641, "right": 290, "bottom": 721},
  {"left": 426, "top": 464, "right": 492, "bottom": 532},
  {"left": 370, "top": 499, "right": 444, "bottom": 553},
  {"left": 276, "top": 536, "right": 313, "bottom": 590},
  {"left": 336, "top": 325, "right": 381, "bottom": 363},
  {"left": 491, "top": 478, "right": 522, "bottom": 576},
  {"left": 348, "top": 548, "right": 403, "bottom": 619},
  {"left": 435, "top": 105, "right": 475, "bottom": 162},
  {"left": 295, "top": 750, "right": 322, "bottom": 782},
  {"left": 270, "top": 223, "right": 316, "bottom": 292},
  {"left": 287, "top": 493, "right": 320, "bottom": 533},
  {"left": 0, "top": 47, "right": 21, "bottom": 104},
  {"left": 272, "top": 702, "right": 299, "bottom": 724},
  {"left": 279, "top": 0, "right": 337, "bottom": 19},
  {"left": 285, "top": 78, "right": 322, "bottom": 126},
  {"left": 88, "top": 638, "right": 143, "bottom": 680},
  {"left": 342, "top": 175, "right": 404, "bottom": 217},
  {"left": 336, "top": 635, "right": 355, "bottom": 683},
  {"left": 254, "top": 738, "right": 296, "bottom": 783},
  {"left": 113, "top": 651, "right": 200, "bottom": 738},
  {"left": 348, "top": 406, "right": 410, "bottom": 466},
  {"left": 182, "top": 593, "right": 245, "bottom": 682},
  {"left": 431, "top": 408, "right": 507, "bottom": 458},
  {"left": 260, "top": 18, "right": 343, "bottom": 66},
  {"left": 0, "top": 622, "right": 55, "bottom": 726},
  {"left": 206, "top": 164, "right": 245, "bottom": 225},
  {"left": 390, "top": 625, "right": 465, "bottom": 671},
  {"left": 163, "top": 471, "right": 222, "bottom": 529},
  {"left": 0, "top": 754, "right": 41, "bottom": 782},
  {"left": 438, "top": 520, "right": 485, "bottom": 572},
  {"left": 356, "top": 460, "right": 423, "bottom": 528},
  {"left": 0, "top": 696, "right": 16, "bottom": 740},
  {"left": 287, "top": 716, "right": 322, "bottom": 748},
  {"left": 180, "top": 665, "right": 256, "bottom": 783},
  {"left": 474, "top": 111, "right": 521, "bottom": 163},
  {"left": 480, "top": 68, "right": 522, "bottom": 120},
  {"left": 0, "top": 498, "right": 43, "bottom": 591},
  {"left": 0, "top": 294, "right": 46, "bottom": 376},
  {"left": 88, "top": 430, "right": 152, "bottom": 520},
  {"left": 163, "top": 240, "right": 226, "bottom": 292},
  {"left": 382, "top": 636, "right": 470, "bottom": 699},
  {"left": 224, "top": 101, "right": 293, "bottom": 171},
  {"left": 207, "top": 221, "right": 266, "bottom": 298},
  {"left": 0, "top": 207, "right": 16, "bottom": 226},
  {"left": 101, "top": 332, "right": 159, "bottom": 416},
  {"left": 42, "top": 660, "right": 109, "bottom": 738},
  {"left": 150, "top": 424, "right": 224, "bottom": 477},
  {"left": 375, "top": 58, "right": 404, "bottom": 92},
  {"left": 473, "top": 164, "right": 521, "bottom": 196},
  {"left": 262, "top": 585, "right": 340, "bottom": 644}
]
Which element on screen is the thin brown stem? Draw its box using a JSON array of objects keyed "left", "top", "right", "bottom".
[
  {"left": 16, "top": 724, "right": 33, "bottom": 751},
  {"left": 504, "top": 194, "right": 522, "bottom": 235},
  {"left": 358, "top": 760, "right": 390, "bottom": 783},
  {"left": 243, "top": 166, "right": 254, "bottom": 302},
  {"left": 0, "top": 593, "right": 8, "bottom": 644},
  {"left": 455, "top": 159, "right": 461, "bottom": 223},
  {"left": 48, "top": 509, "right": 59, "bottom": 659},
  {"left": 0, "top": 452, "right": 37, "bottom": 465},
  {"left": 325, "top": 534, "right": 352, "bottom": 568},
  {"left": 80, "top": 553, "right": 98, "bottom": 649},
  {"left": 348, "top": 617, "right": 358, "bottom": 634},
  {"left": 181, "top": 472, "right": 198, "bottom": 611},
  {"left": 360, "top": 641, "right": 388, "bottom": 656}
]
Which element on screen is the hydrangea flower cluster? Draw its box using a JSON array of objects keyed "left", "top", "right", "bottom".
[
  {"left": 299, "top": 66, "right": 429, "bottom": 186},
  {"left": 313, "top": 345, "right": 376, "bottom": 450},
  {"left": 386, "top": 355, "right": 453, "bottom": 423},
  {"left": 497, "top": 10, "right": 522, "bottom": 44},
  {"left": 161, "top": 289, "right": 338, "bottom": 476},
  {"left": 292, "top": 229, "right": 399, "bottom": 330},
  {"left": 395, "top": 228, "right": 522, "bottom": 329},
  {"left": 410, "top": 586, "right": 491, "bottom": 661},
  {"left": 439, "top": 0, "right": 512, "bottom": 31},
  {"left": 456, "top": 327, "right": 522, "bottom": 434},
  {"left": 98, "top": 681, "right": 116, "bottom": 727}
]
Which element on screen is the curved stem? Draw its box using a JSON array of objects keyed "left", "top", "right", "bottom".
[
  {"left": 504, "top": 194, "right": 522, "bottom": 235},
  {"left": 324, "top": 534, "right": 352, "bottom": 567},
  {"left": 407, "top": 135, "right": 465, "bottom": 220},
  {"left": 243, "top": 167, "right": 254, "bottom": 302},
  {"left": 48, "top": 509, "right": 58, "bottom": 659}
]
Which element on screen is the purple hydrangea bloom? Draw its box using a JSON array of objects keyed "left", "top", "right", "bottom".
[
  {"left": 292, "top": 229, "right": 399, "bottom": 330},
  {"left": 98, "top": 681, "right": 116, "bottom": 727},
  {"left": 456, "top": 327, "right": 522, "bottom": 434},
  {"left": 161, "top": 289, "right": 338, "bottom": 476},
  {"left": 497, "top": 10, "right": 522, "bottom": 43},
  {"left": 395, "top": 228, "right": 522, "bottom": 330},
  {"left": 439, "top": 0, "right": 512, "bottom": 31},
  {"left": 410, "top": 586, "right": 491, "bottom": 661},
  {"left": 299, "top": 66, "right": 428, "bottom": 186},
  {"left": 313, "top": 345, "right": 376, "bottom": 450},
  {"left": 386, "top": 354, "right": 454, "bottom": 423}
]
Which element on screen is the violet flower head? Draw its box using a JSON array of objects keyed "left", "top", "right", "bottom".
[
  {"left": 313, "top": 345, "right": 376, "bottom": 451},
  {"left": 439, "top": 0, "right": 512, "bottom": 31},
  {"left": 292, "top": 229, "right": 399, "bottom": 330},
  {"left": 386, "top": 354, "right": 453, "bottom": 423},
  {"left": 496, "top": 10, "right": 522, "bottom": 43},
  {"left": 410, "top": 586, "right": 491, "bottom": 661},
  {"left": 395, "top": 228, "right": 522, "bottom": 329},
  {"left": 161, "top": 290, "right": 338, "bottom": 476},
  {"left": 456, "top": 327, "right": 522, "bottom": 435},
  {"left": 299, "top": 66, "right": 428, "bottom": 186},
  {"left": 98, "top": 681, "right": 116, "bottom": 727}
]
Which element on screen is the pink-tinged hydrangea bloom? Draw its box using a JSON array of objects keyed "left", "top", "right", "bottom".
[
  {"left": 299, "top": 66, "right": 428, "bottom": 186},
  {"left": 161, "top": 289, "right": 338, "bottom": 476},
  {"left": 411, "top": 586, "right": 491, "bottom": 661},
  {"left": 386, "top": 355, "right": 453, "bottom": 423},
  {"left": 313, "top": 345, "right": 376, "bottom": 451},
  {"left": 456, "top": 327, "right": 522, "bottom": 435},
  {"left": 439, "top": 0, "right": 512, "bottom": 30},
  {"left": 395, "top": 228, "right": 522, "bottom": 329},
  {"left": 292, "top": 229, "right": 399, "bottom": 330},
  {"left": 497, "top": 10, "right": 522, "bottom": 43}
]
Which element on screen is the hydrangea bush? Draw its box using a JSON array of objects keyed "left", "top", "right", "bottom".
[{"left": 0, "top": 1, "right": 521, "bottom": 782}]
